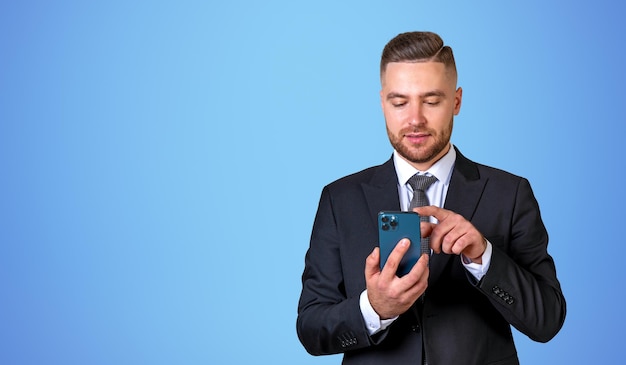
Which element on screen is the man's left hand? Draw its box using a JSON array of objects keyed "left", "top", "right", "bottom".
[{"left": 414, "top": 205, "right": 486, "bottom": 264}]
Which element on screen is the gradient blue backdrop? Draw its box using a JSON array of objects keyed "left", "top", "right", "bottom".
[{"left": 1, "top": 1, "right": 624, "bottom": 364}]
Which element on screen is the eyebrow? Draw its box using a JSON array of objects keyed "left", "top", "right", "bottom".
[
  {"left": 386, "top": 92, "right": 407, "bottom": 100},
  {"left": 423, "top": 90, "right": 446, "bottom": 98},
  {"left": 385, "top": 90, "right": 447, "bottom": 100}
]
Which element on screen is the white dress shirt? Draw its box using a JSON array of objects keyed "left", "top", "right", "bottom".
[{"left": 360, "top": 144, "right": 493, "bottom": 335}]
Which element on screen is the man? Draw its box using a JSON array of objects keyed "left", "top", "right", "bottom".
[{"left": 296, "top": 31, "right": 566, "bottom": 364}]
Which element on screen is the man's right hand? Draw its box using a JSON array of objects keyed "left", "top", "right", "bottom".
[{"left": 364, "top": 238, "right": 430, "bottom": 319}]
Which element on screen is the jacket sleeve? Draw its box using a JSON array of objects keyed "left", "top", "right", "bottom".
[
  {"left": 477, "top": 178, "right": 566, "bottom": 342},
  {"left": 296, "top": 186, "right": 383, "bottom": 355}
]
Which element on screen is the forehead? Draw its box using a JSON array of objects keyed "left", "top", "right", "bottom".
[{"left": 381, "top": 61, "right": 454, "bottom": 91}]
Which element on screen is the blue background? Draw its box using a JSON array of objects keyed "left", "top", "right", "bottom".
[{"left": 1, "top": 1, "right": 624, "bottom": 364}]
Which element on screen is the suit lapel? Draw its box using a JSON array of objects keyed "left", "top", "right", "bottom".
[
  {"left": 442, "top": 148, "right": 485, "bottom": 219},
  {"left": 361, "top": 157, "right": 401, "bottom": 229},
  {"left": 429, "top": 147, "right": 488, "bottom": 284}
]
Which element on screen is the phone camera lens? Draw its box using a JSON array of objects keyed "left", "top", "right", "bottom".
[
  {"left": 382, "top": 224, "right": 389, "bottom": 231},
  {"left": 390, "top": 220, "right": 398, "bottom": 227},
  {"left": 381, "top": 216, "right": 389, "bottom": 223}
]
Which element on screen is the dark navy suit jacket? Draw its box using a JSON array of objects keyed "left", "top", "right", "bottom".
[{"left": 297, "top": 148, "right": 566, "bottom": 364}]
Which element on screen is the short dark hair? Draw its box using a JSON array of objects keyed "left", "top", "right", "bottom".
[{"left": 380, "top": 31, "right": 456, "bottom": 79}]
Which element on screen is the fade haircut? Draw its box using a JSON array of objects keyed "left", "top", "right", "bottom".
[{"left": 380, "top": 31, "right": 457, "bottom": 81}]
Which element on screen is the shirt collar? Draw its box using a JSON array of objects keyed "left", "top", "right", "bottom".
[{"left": 393, "top": 144, "right": 456, "bottom": 186}]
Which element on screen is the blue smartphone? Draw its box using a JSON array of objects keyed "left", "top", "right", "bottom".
[{"left": 378, "top": 211, "right": 425, "bottom": 276}]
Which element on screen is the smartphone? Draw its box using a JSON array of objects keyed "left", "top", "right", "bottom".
[{"left": 378, "top": 211, "right": 425, "bottom": 276}]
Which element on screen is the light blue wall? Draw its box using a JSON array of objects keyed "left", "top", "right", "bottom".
[{"left": 1, "top": 1, "right": 624, "bottom": 363}]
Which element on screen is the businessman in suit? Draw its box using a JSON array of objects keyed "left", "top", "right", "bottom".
[{"left": 296, "top": 32, "right": 566, "bottom": 364}]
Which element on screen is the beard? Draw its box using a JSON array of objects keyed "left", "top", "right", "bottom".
[{"left": 386, "top": 119, "right": 453, "bottom": 165}]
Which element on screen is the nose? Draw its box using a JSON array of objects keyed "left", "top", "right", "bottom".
[{"left": 408, "top": 102, "right": 425, "bottom": 126}]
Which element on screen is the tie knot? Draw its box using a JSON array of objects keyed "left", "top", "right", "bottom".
[{"left": 407, "top": 174, "right": 438, "bottom": 192}]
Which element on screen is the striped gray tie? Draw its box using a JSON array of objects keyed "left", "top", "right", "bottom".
[
  {"left": 407, "top": 174, "right": 438, "bottom": 255},
  {"left": 408, "top": 174, "right": 438, "bottom": 365}
]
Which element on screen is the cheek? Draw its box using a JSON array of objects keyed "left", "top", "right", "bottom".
[
  {"left": 384, "top": 114, "right": 405, "bottom": 133},
  {"left": 384, "top": 108, "right": 407, "bottom": 125},
  {"left": 426, "top": 109, "right": 453, "bottom": 125}
]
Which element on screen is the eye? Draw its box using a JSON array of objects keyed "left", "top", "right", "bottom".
[
  {"left": 388, "top": 96, "right": 407, "bottom": 108},
  {"left": 424, "top": 99, "right": 441, "bottom": 106}
]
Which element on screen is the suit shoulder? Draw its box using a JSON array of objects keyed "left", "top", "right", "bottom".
[
  {"left": 453, "top": 147, "right": 530, "bottom": 186},
  {"left": 323, "top": 159, "right": 393, "bottom": 193},
  {"left": 475, "top": 163, "right": 526, "bottom": 182},
  {"left": 471, "top": 162, "right": 535, "bottom": 196},
  {"left": 326, "top": 164, "right": 382, "bottom": 189}
]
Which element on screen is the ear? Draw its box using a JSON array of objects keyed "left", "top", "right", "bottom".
[{"left": 453, "top": 87, "right": 463, "bottom": 115}]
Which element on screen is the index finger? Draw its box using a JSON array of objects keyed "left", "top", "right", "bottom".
[{"left": 413, "top": 205, "right": 451, "bottom": 222}]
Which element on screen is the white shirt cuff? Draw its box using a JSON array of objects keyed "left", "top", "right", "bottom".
[
  {"left": 461, "top": 239, "right": 493, "bottom": 281},
  {"left": 359, "top": 290, "right": 398, "bottom": 335}
]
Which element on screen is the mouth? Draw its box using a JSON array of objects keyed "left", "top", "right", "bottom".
[{"left": 404, "top": 132, "right": 430, "bottom": 144}]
